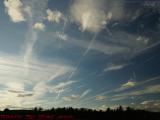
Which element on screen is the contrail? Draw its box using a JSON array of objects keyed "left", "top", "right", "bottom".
[
  {"left": 23, "top": 18, "right": 37, "bottom": 76},
  {"left": 55, "top": 58, "right": 83, "bottom": 99},
  {"left": 133, "top": 71, "right": 136, "bottom": 80},
  {"left": 56, "top": 33, "right": 98, "bottom": 99},
  {"left": 22, "top": 0, "right": 48, "bottom": 76},
  {"left": 83, "top": 34, "right": 98, "bottom": 56}
]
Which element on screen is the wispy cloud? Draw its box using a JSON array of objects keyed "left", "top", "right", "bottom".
[
  {"left": 63, "top": 95, "right": 79, "bottom": 102},
  {"left": 63, "top": 89, "right": 91, "bottom": 102},
  {"left": 17, "top": 93, "right": 34, "bottom": 97},
  {"left": 141, "top": 100, "right": 154, "bottom": 105},
  {"left": 95, "top": 95, "right": 106, "bottom": 101},
  {"left": 52, "top": 32, "right": 130, "bottom": 55},
  {"left": 22, "top": 0, "right": 48, "bottom": 77},
  {"left": 0, "top": 52, "right": 73, "bottom": 108},
  {"left": 81, "top": 89, "right": 92, "bottom": 98},
  {"left": 4, "top": 0, "right": 48, "bottom": 77},
  {"left": 51, "top": 81, "right": 76, "bottom": 94},
  {"left": 74, "top": 76, "right": 160, "bottom": 105},
  {"left": 99, "top": 105, "right": 108, "bottom": 111},
  {"left": 104, "top": 63, "right": 126, "bottom": 72},
  {"left": 119, "top": 80, "right": 136, "bottom": 91},
  {"left": 5, "top": 82, "right": 25, "bottom": 92},
  {"left": 113, "top": 84, "right": 160, "bottom": 101},
  {"left": 137, "top": 100, "right": 160, "bottom": 111}
]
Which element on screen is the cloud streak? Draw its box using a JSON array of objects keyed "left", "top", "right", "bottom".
[
  {"left": 63, "top": 89, "right": 91, "bottom": 102},
  {"left": 104, "top": 63, "right": 126, "bottom": 72}
]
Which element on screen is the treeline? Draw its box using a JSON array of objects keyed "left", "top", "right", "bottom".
[{"left": 0, "top": 106, "right": 160, "bottom": 120}]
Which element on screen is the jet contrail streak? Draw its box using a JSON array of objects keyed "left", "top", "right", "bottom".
[{"left": 83, "top": 34, "right": 98, "bottom": 56}]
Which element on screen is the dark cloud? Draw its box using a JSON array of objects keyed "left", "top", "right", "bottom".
[{"left": 17, "top": 93, "right": 34, "bottom": 97}]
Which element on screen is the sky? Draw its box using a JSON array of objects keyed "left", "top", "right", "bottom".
[{"left": 0, "top": 0, "right": 160, "bottom": 111}]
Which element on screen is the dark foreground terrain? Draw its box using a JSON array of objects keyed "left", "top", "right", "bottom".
[{"left": 0, "top": 106, "right": 160, "bottom": 120}]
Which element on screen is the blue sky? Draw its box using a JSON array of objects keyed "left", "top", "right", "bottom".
[{"left": 0, "top": 0, "right": 160, "bottom": 111}]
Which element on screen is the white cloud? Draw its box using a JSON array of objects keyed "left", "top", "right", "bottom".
[
  {"left": 99, "top": 105, "right": 108, "bottom": 111},
  {"left": 113, "top": 84, "right": 160, "bottom": 101},
  {"left": 96, "top": 95, "right": 106, "bottom": 101},
  {"left": 51, "top": 81, "right": 76, "bottom": 94},
  {"left": 33, "top": 81, "right": 49, "bottom": 97},
  {"left": 63, "top": 94, "right": 79, "bottom": 102},
  {"left": 121, "top": 81, "right": 136, "bottom": 90},
  {"left": 70, "top": 0, "right": 112, "bottom": 33},
  {"left": 4, "top": 0, "right": 25, "bottom": 22},
  {"left": 137, "top": 36, "right": 149, "bottom": 45},
  {"left": 63, "top": 89, "right": 91, "bottom": 102},
  {"left": 74, "top": 76, "right": 160, "bottom": 106},
  {"left": 0, "top": 52, "right": 73, "bottom": 108},
  {"left": 141, "top": 100, "right": 154, "bottom": 105},
  {"left": 34, "top": 22, "right": 45, "bottom": 31},
  {"left": 55, "top": 32, "right": 68, "bottom": 41},
  {"left": 46, "top": 9, "right": 64, "bottom": 23},
  {"left": 104, "top": 63, "right": 125, "bottom": 72},
  {"left": 55, "top": 33, "right": 130, "bottom": 55},
  {"left": 6, "top": 82, "right": 25, "bottom": 92},
  {"left": 110, "top": 96, "right": 128, "bottom": 101},
  {"left": 81, "top": 89, "right": 91, "bottom": 98},
  {"left": 139, "top": 100, "right": 160, "bottom": 111}
]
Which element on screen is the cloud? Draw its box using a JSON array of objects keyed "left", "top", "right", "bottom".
[
  {"left": 54, "top": 33, "right": 130, "bottom": 55},
  {"left": 136, "top": 36, "right": 149, "bottom": 45},
  {"left": 95, "top": 95, "right": 106, "bottom": 101},
  {"left": 51, "top": 81, "right": 76, "bottom": 94},
  {"left": 8, "top": 90, "right": 24, "bottom": 94},
  {"left": 99, "top": 105, "right": 108, "bottom": 111},
  {"left": 4, "top": 0, "right": 25, "bottom": 22},
  {"left": 139, "top": 100, "right": 160, "bottom": 111},
  {"left": 55, "top": 32, "right": 68, "bottom": 41},
  {"left": 33, "top": 81, "right": 49, "bottom": 97},
  {"left": 113, "top": 84, "right": 160, "bottom": 101},
  {"left": 63, "top": 89, "right": 91, "bottom": 102},
  {"left": 46, "top": 9, "right": 64, "bottom": 23},
  {"left": 70, "top": 0, "right": 112, "bottom": 33},
  {"left": 4, "top": 0, "right": 49, "bottom": 77},
  {"left": 0, "top": 52, "right": 73, "bottom": 108},
  {"left": 81, "top": 89, "right": 92, "bottom": 98},
  {"left": 141, "top": 100, "right": 154, "bottom": 105},
  {"left": 104, "top": 63, "right": 125, "bottom": 72},
  {"left": 34, "top": 22, "right": 45, "bottom": 31},
  {"left": 32, "top": 79, "right": 75, "bottom": 98},
  {"left": 76, "top": 76, "right": 160, "bottom": 105},
  {"left": 51, "top": 31, "right": 150, "bottom": 56},
  {"left": 63, "top": 94, "right": 79, "bottom": 102},
  {"left": 120, "top": 81, "right": 136, "bottom": 90},
  {"left": 17, "top": 93, "right": 34, "bottom": 97},
  {"left": 5, "top": 82, "right": 25, "bottom": 92},
  {"left": 109, "top": 95, "right": 132, "bottom": 101},
  {"left": 4, "top": 0, "right": 48, "bottom": 83}
]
